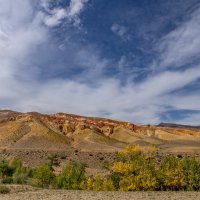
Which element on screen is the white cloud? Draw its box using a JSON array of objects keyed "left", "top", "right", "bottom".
[
  {"left": 3, "top": 64, "right": 200, "bottom": 125},
  {"left": 44, "top": 8, "right": 67, "bottom": 27},
  {"left": 68, "top": 0, "right": 88, "bottom": 17},
  {"left": 155, "top": 7, "right": 200, "bottom": 68},
  {"left": 43, "top": 0, "right": 89, "bottom": 27},
  {"left": 0, "top": 0, "right": 47, "bottom": 78},
  {"left": 167, "top": 94, "right": 200, "bottom": 111},
  {"left": 74, "top": 48, "right": 109, "bottom": 80},
  {"left": 111, "top": 23, "right": 129, "bottom": 40}
]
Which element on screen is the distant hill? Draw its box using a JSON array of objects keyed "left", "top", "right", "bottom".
[
  {"left": 0, "top": 110, "right": 200, "bottom": 154},
  {"left": 158, "top": 123, "right": 200, "bottom": 130}
]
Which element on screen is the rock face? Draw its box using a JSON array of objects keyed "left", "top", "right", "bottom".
[{"left": 0, "top": 110, "right": 200, "bottom": 153}]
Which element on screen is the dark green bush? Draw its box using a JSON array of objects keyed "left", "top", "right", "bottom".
[
  {"left": 0, "top": 157, "right": 13, "bottom": 178},
  {"left": 47, "top": 154, "right": 59, "bottom": 169},
  {"left": 108, "top": 172, "right": 121, "bottom": 190}
]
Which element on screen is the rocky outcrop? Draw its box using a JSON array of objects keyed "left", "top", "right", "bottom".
[{"left": 101, "top": 126, "right": 114, "bottom": 136}]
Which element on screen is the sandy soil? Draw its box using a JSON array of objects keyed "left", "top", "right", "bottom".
[{"left": 1, "top": 190, "right": 200, "bottom": 200}]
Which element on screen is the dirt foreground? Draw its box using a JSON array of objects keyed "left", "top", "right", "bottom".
[{"left": 1, "top": 190, "right": 200, "bottom": 200}]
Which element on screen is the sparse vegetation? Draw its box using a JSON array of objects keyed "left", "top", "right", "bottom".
[
  {"left": 0, "top": 145, "right": 200, "bottom": 191},
  {"left": 47, "top": 154, "right": 59, "bottom": 170},
  {"left": 0, "top": 157, "right": 29, "bottom": 185},
  {"left": 0, "top": 185, "right": 10, "bottom": 194}
]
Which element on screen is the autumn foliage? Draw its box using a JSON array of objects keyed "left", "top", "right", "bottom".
[
  {"left": 106, "top": 145, "right": 200, "bottom": 191},
  {"left": 1, "top": 145, "right": 200, "bottom": 191}
]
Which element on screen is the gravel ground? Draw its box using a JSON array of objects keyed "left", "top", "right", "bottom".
[{"left": 1, "top": 190, "right": 200, "bottom": 200}]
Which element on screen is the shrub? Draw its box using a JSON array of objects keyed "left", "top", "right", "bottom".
[
  {"left": 54, "top": 160, "right": 86, "bottom": 190},
  {"left": 13, "top": 164, "right": 29, "bottom": 184},
  {"left": 81, "top": 176, "right": 102, "bottom": 191},
  {"left": 119, "top": 171, "right": 158, "bottom": 191},
  {"left": 109, "top": 172, "right": 121, "bottom": 190},
  {"left": 0, "top": 185, "right": 10, "bottom": 194},
  {"left": 9, "top": 158, "right": 23, "bottom": 171},
  {"left": 13, "top": 173, "right": 28, "bottom": 184},
  {"left": 47, "top": 154, "right": 59, "bottom": 170},
  {"left": 32, "top": 164, "right": 54, "bottom": 188},
  {"left": 181, "top": 156, "right": 200, "bottom": 191},
  {"left": 159, "top": 155, "right": 185, "bottom": 191},
  {"left": 81, "top": 176, "right": 115, "bottom": 191},
  {"left": 2, "top": 177, "right": 13, "bottom": 184},
  {"left": 102, "top": 179, "right": 115, "bottom": 191},
  {"left": 0, "top": 157, "right": 13, "bottom": 178},
  {"left": 89, "top": 176, "right": 102, "bottom": 191},
  {"left": 110, "top": 145, "right": 159, "bottom": 191}
]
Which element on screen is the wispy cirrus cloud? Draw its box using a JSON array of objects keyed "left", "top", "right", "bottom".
[
  {"left": 111, "top": 23, "right": 130, "bottom": 40},
  {"left": 154, "top": 6, "right": 200, "bottom": 69},
  {"left": 42, "top": 0, "right": 89, "bottom": 27}
]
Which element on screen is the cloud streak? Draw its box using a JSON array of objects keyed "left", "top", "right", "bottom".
[{"left": 155, "top": 6, "right": 200, "bottom": 69}]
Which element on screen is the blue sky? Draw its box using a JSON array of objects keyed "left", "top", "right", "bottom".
[{"left": 0, "top": 0, "right": 200, "bottom": 125}]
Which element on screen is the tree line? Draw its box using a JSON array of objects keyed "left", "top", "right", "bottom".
[{"left": 1, "top": 145, "right": 200, "bottom": 192}]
